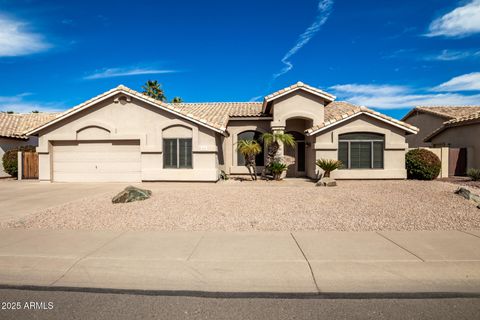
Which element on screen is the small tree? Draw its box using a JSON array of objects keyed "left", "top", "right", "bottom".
[
  {"left": 2, "top": 145, "right": 36, "bottom": 178},
  {"left": 261, "top": 132, "right": 295, "bottom": 179},
  {"left": 141, "top": 80, "right": 167, "bottom": 102},
  {"left": 315, "top": 159, "right": 343, "bottom": 178},
  {"left": 171, "top": 96, "right": 183, "bottom": 103},
  {"left": 237, "top": 139, "right": 262, "bottom": 181}
]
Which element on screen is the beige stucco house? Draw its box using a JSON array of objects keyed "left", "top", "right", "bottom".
[
  {"left": 26, "top": 82, "right": 418, "bottom": 182},
  {"left": 0, "top": 112, "right": 57, "bottom": 177},
  {"left": 402, "top": 106, "right": 480, "bottom": 170}
]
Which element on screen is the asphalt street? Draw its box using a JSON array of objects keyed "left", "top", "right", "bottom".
[{"left": 0, "top": 289, "right": 479, "bottom": 319}]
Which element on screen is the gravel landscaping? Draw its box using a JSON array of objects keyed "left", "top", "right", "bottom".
[{"left": 3, "top": 180, "right": 480, "bottom": 231}]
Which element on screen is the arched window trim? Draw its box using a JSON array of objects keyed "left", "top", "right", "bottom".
[
  {"left": 338, "top": 132, "right": 384, "bottom": 169},
  {"left": 237, "top": 130, "right": 265, "bottom": 166}
]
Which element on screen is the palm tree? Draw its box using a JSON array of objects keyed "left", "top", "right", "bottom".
[
  {"left": 260, "top": 132, "right": 296, "bottom": 179},
  {"left": 315, "top": 159, "right": 343, "bottom": 178},
  {"left": 171, "top": 96, "right": 183, "bottom": 103},
  {"left": 141, "top": 80, "right": 166, "bottom": 102},
  {"left": 237, "top": 139, "right": 262, "bottom": 181}
]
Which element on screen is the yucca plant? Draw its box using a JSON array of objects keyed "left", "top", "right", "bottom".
[
  {"left": 261, "top": 132, "right": 296, "bottom": 179},
  {"left": 315, "top": 159, "right": 343, "bottom": 178},
  {"left": 237, "top": 139, "right": 262, "bottom": 180},
  {"left": 268, "top": 161, "right": 288, "bottom": 180}
]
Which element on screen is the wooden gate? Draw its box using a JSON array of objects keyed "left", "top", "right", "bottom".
[
  {"left": 22, "top": 152, "right": 39, "bottom": 179},
  {"left": 448, "top": 148, "right": 467, "bottom": 176}
]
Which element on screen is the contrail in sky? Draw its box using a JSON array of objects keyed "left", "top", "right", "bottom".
[{"left": 272, "top": 0, "right": 334, "bottom": 81}]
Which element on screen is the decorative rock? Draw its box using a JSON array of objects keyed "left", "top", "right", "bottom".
[
  {"left": 316, "top": 177, "right": 337, "bottom": 187},
  {"left": 455, "top": 187, "right": 480, "bottom": 208},
  {"left": 112, "top": 185, "right": 152, "bottom": 204}
]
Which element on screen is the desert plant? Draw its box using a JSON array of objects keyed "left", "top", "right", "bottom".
[
  {"left": 261, "top": 132, "right": 295, "bottom": 179},
  {"left": 2, "top": 145, "right": 36, "bottom": 178},
  {"left": 219, "top": 170, "right": 229, "bottom": 180},
  {"left": 405, "top": 149, "right": 441, "bottom": 180},
  {"left": 467, "top": 168, "right": 480, "bottom": 181},
  {"left": 315, "top": 159, "right": 342, "bottom": 178},
  {"left": 268, "top": 161, "right": 288, "bottom": 180},
  {"left": 171, "top": 96, "right": 183, "bottom": 103},
  {"left": 236, "top": 139, "right": 262, "bottom": 180}
]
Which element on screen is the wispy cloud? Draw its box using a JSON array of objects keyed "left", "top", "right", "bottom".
[
  {"left": 272, "top": 0, "right": 334, "bottom": 81},
  {"left": 426, "top": 0, "right": 480, "bottom": 37},
  {"left": 83, "top": 66, "right": 178, "bottom": 80},
  {"left": 0, "top": 14, "right": 50, "bottom": 57},
  {"left": 426, "top": 49, "right": 480, "bottom": 61},
  {"left": 433, "top": 72, "right": 480, "bottom": 92},
  {"left": 330, "top": 74, "right": 480, "bottom": 109},
  {"left": 0, "top": 94, "right": 63, "bottom": 113}
]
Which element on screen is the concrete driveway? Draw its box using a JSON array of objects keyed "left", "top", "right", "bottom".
[{"left": 0, "top": 180, "right": 125, "bottom": 223}]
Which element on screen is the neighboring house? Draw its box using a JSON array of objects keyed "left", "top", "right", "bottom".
[
  {"left": 402, "top": 106, "right": 480, "bottom": 148},
  {"left": 402, "top": 106, "right": 480, "bottom": 171},
  {"left": 26, "top": 82, "right": 418, "bottom": 182},
  {"left": 0, "top": 112, "right": 58, "bottom": 177}
]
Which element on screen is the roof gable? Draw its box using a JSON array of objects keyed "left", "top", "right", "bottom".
[
  {"left": 26, "top": 86, "right": 232, "bottom": 136},
  {"left": 306, "top": 101, "right": 418, "bottom": 136},
  {"left": 424, "top": 111, "right": 480, "bottom": 142},
  {"left": 262, "top": 81, "right": 335, "bottom": 113}
]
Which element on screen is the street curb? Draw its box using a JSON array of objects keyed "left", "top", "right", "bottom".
[{"left": 1, "top": 284, "right": 480, "bottom": 300}]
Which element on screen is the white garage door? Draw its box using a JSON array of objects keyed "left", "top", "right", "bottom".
[{"left": 53, "top": 140, "right": 141, "bottom": 182}]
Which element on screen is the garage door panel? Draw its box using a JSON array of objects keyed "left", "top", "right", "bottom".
[
  {"left": 53, "top": 140, "right": 141, "bottom": 182},
  {"left": 53, "top": 152, "right": 140, "bottom": 163}
]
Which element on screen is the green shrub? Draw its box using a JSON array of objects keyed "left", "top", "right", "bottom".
[
  {"left": 268, "top": 161, "right": 288, "bottom": 180},
  {"left": 405, "top": 149, "right": 441, "bottom": 180},
  {"left": 467, "top": 168, "right": 480, "bottom": 181},
  {"left": 2, "top": 145, "right": 36, "bottom": 178},
  {"left": 315, "top": 159, "right": 343, "bottom": 178}
]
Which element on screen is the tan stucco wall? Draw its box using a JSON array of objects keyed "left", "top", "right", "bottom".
[
  {"left": 224, "top": 119, "right": 271, "bottom": 174},
  {"left": 36, "top": 95, "right": 220, "bottom": 181},
  {"left": 430, "top": 123, "right": 480, "bottom": 169},
  {"left": 312, "top": 114, "right": 408, "bottom": 179},
  {"left": 0, "top": 137, "right": 37, "bottom": 178},
  {"left": 270, "top": 91, "right": 325, "bottom": 128},
  {"left": 404, "top": 112, "right": 446, "bottom": 147}
]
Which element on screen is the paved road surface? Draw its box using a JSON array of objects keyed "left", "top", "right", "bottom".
[{"left": 0, "top": 289, "right": 479, "bottom": 319}]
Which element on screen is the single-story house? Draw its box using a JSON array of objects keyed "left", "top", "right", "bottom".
[
  {"left": 0, "top": 112, "right": 57, "bottom": 177},
  {"left": 26, "top": 82, "right": 418, "bottom": 182},
  {"left": 402, "top": 106, "right": 480, "bottom": 171}
]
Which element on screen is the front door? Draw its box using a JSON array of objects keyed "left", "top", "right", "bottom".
[{"left": 285, "top": 131, "right": 306, "bottom": 177}]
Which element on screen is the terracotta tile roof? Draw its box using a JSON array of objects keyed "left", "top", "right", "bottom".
[
  {"left": 26, "top": 85, "right": 416, "bottom": 137},
  {"left": 264, "top": 81, "right": 336, "bottom": 103},
  {"left": 171, "top": 102, "right": 264, "bottom": 129},
  {"left": 424, "top": 110, "right": 480, "bottom": 142},
  {"left": 29, "top": 86, "right": 265, "bottom": 134},
  {"left": 305, "top": 101, "right": 418, "bottom": 135},
  {"left": 402, "top": 105, "right": 480, "bottom": 121},
  {"left": 0, "top": 112, "right": 59, "bottom": 139}
]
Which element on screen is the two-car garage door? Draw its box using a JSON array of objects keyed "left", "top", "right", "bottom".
[{"left": 52, "top": 140, "right": 141, "bottom": 182}]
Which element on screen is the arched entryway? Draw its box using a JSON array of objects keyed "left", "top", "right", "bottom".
[{"left": 285, "top": 131, "right": 306, "bottom": 177}]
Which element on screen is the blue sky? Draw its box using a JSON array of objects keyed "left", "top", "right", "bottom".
[{"left": 0, "top": 0, "right": 479, "bottom": 119}]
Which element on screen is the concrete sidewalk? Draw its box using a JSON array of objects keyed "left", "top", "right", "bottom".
[{"left": 0, "top": 229, "right": 479, "bottom": 294}]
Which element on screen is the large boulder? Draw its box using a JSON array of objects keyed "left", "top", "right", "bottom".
[
  {"left": 112, "top": 186, "right": 152, "bottom": 204},
  {"left": 316, "top": 177, "right": 337, "bottom": 187}
]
